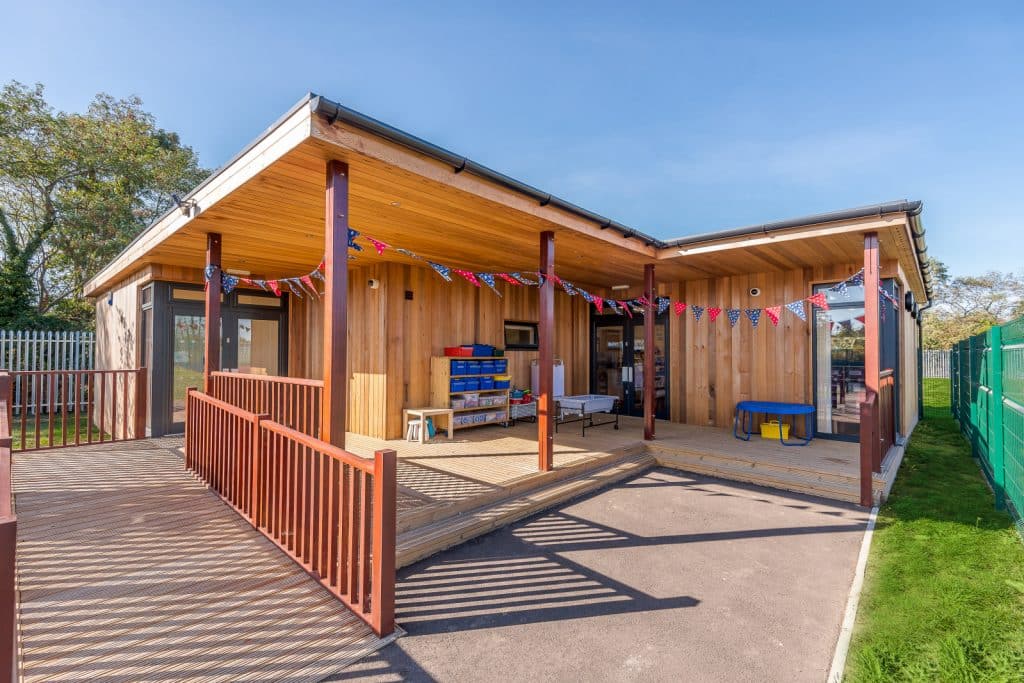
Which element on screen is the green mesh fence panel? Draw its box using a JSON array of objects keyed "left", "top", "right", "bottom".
[
  {"left": 1002, "top": 317, "right": 1024, "bottom": 529},
  {"left": 949, "top": 316, "right": 1024, "bottom": 535}
]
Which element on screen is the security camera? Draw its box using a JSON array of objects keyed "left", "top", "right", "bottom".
[
  {"left": 749, "top": 287, "right": 761, "bottom": 297},
  {"left": 368, "top": 279, "right": 380, "bottom": 289}
]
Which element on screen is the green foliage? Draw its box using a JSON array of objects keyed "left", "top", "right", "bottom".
[
  {"left": 0, "top": 81, "right": 207, "bottom": 329},
  {"left": 922, "top": 258, "right": 1024, "bottom": 349},
  {"left": 845, "top": 379, "right": 1024, "bottom": 682}
]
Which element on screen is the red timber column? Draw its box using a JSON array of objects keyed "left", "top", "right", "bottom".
[
  {"left": 322, "top": 160, "right": 349, "bottom": 448},
  {"left": 861, "top": 231, "right": 881, "bottom": 505},
  {"left": 538, "top": 231, "right": 555, "bottom": 472},
  {"left": 203, "top": 233, "right": 222, "bottom": 395},
  {"left": 643, "top": 264, "right": 656, "bottom": 440}
]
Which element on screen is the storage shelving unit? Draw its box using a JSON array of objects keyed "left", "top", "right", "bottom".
[{"left": 430, "top": 356, "right": 510, "bottom": 430}]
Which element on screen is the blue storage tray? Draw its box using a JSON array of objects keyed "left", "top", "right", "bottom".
[
  {"left": 451, "top": 360, "right": 468, "bottom": 375},
  {"left": 464, "top": 379, "right": 481, "bottom": 391},
  {"left": 480, "top": 362, "right": 496, "bottom": 375},
  {"left": 494, "top": 380, "right": 510, "bottom": 389},
  {"left": 480, "top": 377, "right": 495, "bottom": 390},
  {"left": 494, "top": 360, "right": 508, "bottom": 373}
]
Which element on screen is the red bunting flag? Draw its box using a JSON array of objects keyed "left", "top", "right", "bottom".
[
  {"left": 366, "top": 237, "right": 389, "bottom": 255},
  {"left": 674, "top": 302, "right": 687, "bottom": 316},
  {"left": 267, "top": 280, "right": 281, "bottom": 297},
  {"left": 618, "top": 301, "right": 633, "bottom": 318},
  {"left": 765, "top": 306, "right": 781, "bottom": 327},
  {"left": 317, "top": 261, "right": 325, "bottom": 272},
  {"left": 708, "top": 306, "right": 722, "bottom": 322},
  {"left": 301, "top": 274, "right": 319, "bottom": 297},
  {"left": 497, "top": 273, "right": 521, "bottom": 286},
  {"left": 807, "top": 292, "right": 829, "bottom": 310},
  {"left": 594, "top": 297, "right": 604, "bottom": 314},
  {"left": 454, "top": 269, "right": 481, "bottom": 287},
  {"left": 636, "top": 295, "right": 652, "bottom": 308}
]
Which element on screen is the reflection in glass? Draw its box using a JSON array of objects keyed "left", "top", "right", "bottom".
[
  {"left": 236, "top": 318, "right": 280, "bottom": 375},
  {"left": 173, "top": 314, "right": 205, "bottom": 424},
  {"left": 814, "top": 307, "right": 866, "bottom": 436}
]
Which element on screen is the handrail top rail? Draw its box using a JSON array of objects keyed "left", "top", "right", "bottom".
[
  {"left": 210, "top": 371, "right": 325, "bottom": 388},
  {"left": 7, "top": 368, "right": 140, "bottom": 376},
  {"left": 260, "top": 418, "right": 375, "bottom": 474},
  {"left": 879, "top": 368, "right": 895, "bottom": 379},
  {"left": 187, "top": 388, "right": 261, "bottom": 423}
]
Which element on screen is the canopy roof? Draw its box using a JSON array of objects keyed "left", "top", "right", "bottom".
[{"left": 85, "top": 94, "right": 931, "bottom": 300}]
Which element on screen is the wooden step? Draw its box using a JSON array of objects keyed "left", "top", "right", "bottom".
[
  {"left": 397, "top": 443, "right": 646, "bottom": 534},
  {"left": 396, "top": 451, "right": 655, "bottom": 568}
]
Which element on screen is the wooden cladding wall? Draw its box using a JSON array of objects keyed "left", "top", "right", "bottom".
[{"left": 288, "top": 262, "right": 589, "bottom": 439}]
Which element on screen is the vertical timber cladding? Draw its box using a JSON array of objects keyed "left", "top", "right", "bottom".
[{"left": 287, "top": 260, "right": 591, "bottom": 440}]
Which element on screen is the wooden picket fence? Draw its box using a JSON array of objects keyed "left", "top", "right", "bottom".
[{"left": 923, "top": 349, "right": 951, "bottom": 378}]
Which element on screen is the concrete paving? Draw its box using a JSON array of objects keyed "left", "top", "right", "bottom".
[{"left": 336, "top": 467, "right": 868, "bottom": 682}]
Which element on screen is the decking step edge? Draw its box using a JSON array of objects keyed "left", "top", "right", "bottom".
[{"left": 396, "top": 452, "right": 655, "bottom": 568}]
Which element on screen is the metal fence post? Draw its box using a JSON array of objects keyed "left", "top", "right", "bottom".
[{"left": 990, "top": 325, "right": 1006, "bottom": 509}]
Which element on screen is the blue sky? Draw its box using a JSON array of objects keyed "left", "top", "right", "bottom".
[{"left": 2, "top": 0, "right": 1021, "bottom": 276}]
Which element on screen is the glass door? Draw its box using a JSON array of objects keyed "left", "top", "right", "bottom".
[
  {"left": 591, "top": 312, "right": 669, "bottom": 418},
  {"left": 171, "top": 313, "right": 208, "bottom": 426},
  {"left": 222, "top": 311, "right": 284, "bottom": 376}
]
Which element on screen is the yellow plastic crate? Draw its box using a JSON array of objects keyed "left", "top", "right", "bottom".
[{"left": 760, "top": 420, "right": 790, "bottom": 440}]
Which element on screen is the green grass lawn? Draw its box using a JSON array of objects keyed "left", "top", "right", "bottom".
[
  {"left": 11, "top": 416, "right": 102, "bottom": 450},
  {"left": 845, "top": 378, "right": 1024, "bottom": 682}
]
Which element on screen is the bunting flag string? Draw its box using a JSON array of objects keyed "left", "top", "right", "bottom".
[{"left": 200, "top": 230, "right": 873, "bottom": 326}]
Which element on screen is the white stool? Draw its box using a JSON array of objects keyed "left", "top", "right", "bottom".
[{"left": 406, "top": 419, "right": 423, "bottom": 442}]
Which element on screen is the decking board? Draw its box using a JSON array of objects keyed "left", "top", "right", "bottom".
[{"left": 13, "top": 440, "right": 391, "bottom": 682}]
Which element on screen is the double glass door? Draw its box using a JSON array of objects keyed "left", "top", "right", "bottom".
[
  {"left": 592, "top": 313, "right": 669, "bottom": 418},
  {"left": 168, "top": 292, "right": 286, "bottom": 430}
]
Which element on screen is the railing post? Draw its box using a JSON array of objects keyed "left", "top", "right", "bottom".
[
  {"left": 134, "top": 368, "right": 147, "bottom": 440},
  {"left": 251, "top": 414, "right": 268, "bottom": 523},
  {"left": 371, "top": 448, "right": 396, "bottom": 637},
  {"left": 989, "top": 326, "right": 1006, "bottom": 509},
  {"left": 184, "top": 386, "right": 195, "bottom": 470}
]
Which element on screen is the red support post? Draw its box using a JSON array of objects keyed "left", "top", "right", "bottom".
[
  {"left": 371, "top": 448, "right": 397, "bottom": 636},
  {"left": 864, "top": 232, "right": 881, "bottom": 474},
  {"left": 322, "top": 160, "right": 349, "bottom": 448},
  {"left": 643, "top": 264, "right": 656, "bottom": 440},
  {"left": 204, "top": 233, "right": 222, "bottom": 395},
  {"left": 538, "top": 231, "right": 555, "bottom": 472}
]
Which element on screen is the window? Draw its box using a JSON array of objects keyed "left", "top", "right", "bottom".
[
  {"left": 237, "top": 293, "right": 283, "bottom": 308},
  {"left": 504, "top": 321, "right": 539, "bottom": 349}
]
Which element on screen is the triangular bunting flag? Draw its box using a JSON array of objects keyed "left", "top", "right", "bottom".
[
  {"left": 561, "top": 280, "right": 577, "bottom": 296},
  {"left": 606, "top": 300, "right": 620, "bottom": 314},
  {"left": 807, "top": 292, "right": 829, "bottom": 310},
  {"left": 428, "top": 261, "right": 451, "bottom": 281},
  {"left": 367, "top": 237, "right": 389, "bottom": 255},
  {"left": 579, "top": 289, "right": 594, "bottom": 304},
  {"left": 301, "top": 274, "right": 319, "bottom": 298},
  {"left": 477, "top": 273, "right": 502, "bottom": 297},
  {"left": 785, "top": 300, "right": 807, "bottom": 321},
  {"left": 221, "top": 274, "right": 239, "bottom": 294},
  {"left": 536, "top": 272, "right": 546, "bottom": 286},
  {"left": 285, "top": 279, "right": 303, "bottom": 299},
  {"left": 347, "top": 228, "right": 363, "bottom": 251},
  {"left": 657, "top": 297, "right": 671, "bottom": 315},
  {"left": 497, "top": 273, "right": 521, "bottom": 286},
  {"left": 674, "top": 302, "right": 687, "bottom": 316},
  {"left": 396, "top": 248, "right": 420, "bottom": 260},
  {"left": 708, "top": 306, "right": 722, "bottom": 322},
  {"left": 253, "top": 279, "right": 268, "bottom": 291},
  {"left": 636, "top": 295, "right": 652, "bottom": 309},
  {"left": 511, "top": 272, "right": 538, "bottom": 286},
  {"left": 834, "top": 280, "right": 849, "bottom": 298},
  {"left": 727, "top": 309, "right": 741, "bottom": 327},
  {"left": 691, "top": 305, "right": 705, "bottom": 322},
  {"left": 848, "top": 270, "right": 865, "bottom": 286},
  {"left": 267, "top": 280, "right": 281, "bottom": 297},
  {"left": 454, "top": 269, "right": 481, "bottom": 287},
  {"left": 765, "top": 305, "right": 781, "bottom": 327},
  {"left": 745, "top": 308, "right": 761, "bottom": 328},
  {"left": 594, "top": 297, "right": 604, "bottom": 314},
  {"left": 619, "top": 301, "right": 633, "bottom": 318}
]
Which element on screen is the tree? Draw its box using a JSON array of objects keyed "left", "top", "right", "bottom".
[
  {"left": 0, "top": 81, "right": 206, "bottom": 329},
  {"left": 921, "top": 257, "right": 1024, "bottom": 349}
]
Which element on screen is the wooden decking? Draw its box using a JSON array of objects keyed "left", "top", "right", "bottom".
[
  {"left": 345, "top": 416, "right": 896, "bottom": 566},
  {"left": 13, "top": 439, "right": 393, "bottom": 682}
]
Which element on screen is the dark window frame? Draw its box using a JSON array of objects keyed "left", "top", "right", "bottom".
[{"left": 504, "top": 320, "right": 540, "bottom": 350}]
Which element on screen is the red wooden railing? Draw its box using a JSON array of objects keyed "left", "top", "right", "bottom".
[
  {"left": 858, "top": 369, "right": 899, "bottom": 508},
  {"left": 184, "top": 389, "right": 396, "bottom": 636},
  {"left": 209, "top": 372, "right": 322, "bottom": 439},
  {"left": 0, "top": 375, "right": 18, "bottom": 683},
  {"left": 6, "top": 369, "right": 146, "bottom": 451}
]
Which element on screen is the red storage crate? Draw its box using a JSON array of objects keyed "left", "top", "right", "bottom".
[{"left": 444, "top": 346, "right": 474, "bottom": 357}]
